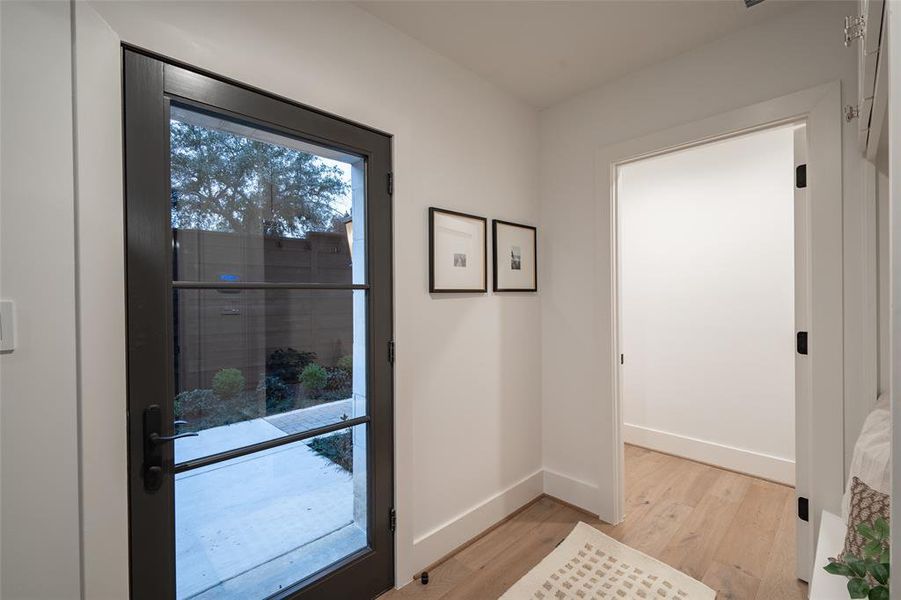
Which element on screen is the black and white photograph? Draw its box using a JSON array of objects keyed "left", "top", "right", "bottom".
[
  {"left": 510, "top": 246, "right": 522, "bottom": 270},
  {"left": 430, "top": 208, "right": 487, "bottom": 293},
  {"left": 493, "top": 220, "right": 537, "bottom": 292}
]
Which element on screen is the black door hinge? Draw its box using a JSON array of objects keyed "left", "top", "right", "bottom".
[
  {"left": 387, "top": 172, "right": 394, "bottom": 195},
  {"left": 388, "top": 340, "right": 395, "bottom": 365},
  {"left": 389, "top": 508, "right": 396, "bottom": 533},
  {"left": 620, "top": 354, "right": 624, "bottom": 365},
  {"left": 798, "top": 497, "right": 809, "bottom": 522},
  {"left": 795, "top": 164, "right": 807, "bottom": 189},
  {"left": 797, "top": 331, "right": 808, "bottom": 355}
]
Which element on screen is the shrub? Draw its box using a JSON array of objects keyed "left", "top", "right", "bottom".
[
  {"left": 325, "top": 367, "right": 352, "bottom": 393},
  {"left": 300, "top": 363, "right": 328, "bottom": 393},
  {"left": 336, "top": 355, "right": 353, "bottom": 373},
  {"left": 174, "top": 388, "right": 217, "bottom": 421},
  {"left": 212, "top": 368, "right": 245, "bottom": 400},
  {"left": 257, "top": 374, "right": 294, "bottom": 414},
  {"left": 266, "top": 348, "right": 317, "bottom": 384},
  {"left": 307, "top": 430, "right": 353, "bottom": 472}
]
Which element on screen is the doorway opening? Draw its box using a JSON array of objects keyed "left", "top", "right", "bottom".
[{"left": 613, "top": 122, "right": 808, "bottom": 592}]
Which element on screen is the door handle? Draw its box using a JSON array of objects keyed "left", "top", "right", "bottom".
[
  {"left": 149, "top": 431, "right": 199, "bottom": 445},
  {"left": 143, "top": 404, "right": 198, "bottom": 491}
]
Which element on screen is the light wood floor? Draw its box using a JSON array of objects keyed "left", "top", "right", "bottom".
[{"left": 382, "top": 445, "right": 807, "bottom": 600}]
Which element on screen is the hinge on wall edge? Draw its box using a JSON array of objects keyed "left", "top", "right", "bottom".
[
  {"left": 795, "top": 164, "right": 807, "bottom": 189},
  {"left": 387, "top": 172, "right": 394, "bottom": 195},
  {"left": 798, "top": 497, "right": 809, "bottom": 522},
  {"left": 388, "top": 340, "right": 395, "bottom": 365},
  {"left": 389, "top": 508, "right": 397, "bottom": 532}
]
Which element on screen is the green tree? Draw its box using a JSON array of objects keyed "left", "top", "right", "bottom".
[{"left": 170, "top": 120, "right": 350, "bottom": 238}]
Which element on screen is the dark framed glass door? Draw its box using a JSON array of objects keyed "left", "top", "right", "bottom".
[{"left": 123, "top": 48, "right": 394, "bottom": 600}]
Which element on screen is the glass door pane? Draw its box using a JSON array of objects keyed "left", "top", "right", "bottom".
[
  {"left": 172, "top": 288, "right": 367, "bottom": 462},
  {"left": 170, "top": 105, "right": 367, "bottom": 286},
  {"left": 176, "top": 425, "right": 368, "bottom": 599},
  {"left": 169, "top": 107, "right": 371, "bottom": 599}
]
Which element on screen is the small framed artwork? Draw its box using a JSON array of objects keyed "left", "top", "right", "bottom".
[
  {"left": 429, "top": 207, "right": 488, "bottom": 293},
  {"left": 493, "top": 220, "right": 537, "bottom": 292}
]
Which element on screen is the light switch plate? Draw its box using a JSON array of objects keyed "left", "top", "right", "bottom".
[{"left": 0, "top": 300, "right": 16, "bottom": 352}]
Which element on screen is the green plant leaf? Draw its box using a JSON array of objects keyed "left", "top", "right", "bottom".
[
  {"left": 868, "top": 586, "right": 889, "bottom": 600},
  {"left": 847, "top": 558, "right": 869, "bottom": 579},
  {"left": 859, "top": 523, "right": 879, "bottom": 542},
  {"left": 880, "top": 548, "right": 890, "bottom": 564},
  {"left": 865, "top": 541, "right": 885, "bottom": 559},
  {"left": 825, "top": 562, "right": 854, "bottom": 577},
  {"left": 874, "top": 518, "right": 890, "bottom": 540},
  {"left": 868, "top": 562, "right": 889, "bottom": 585},
  {"left": 848, "top": 578, "right": 870, "bottom": 599}
]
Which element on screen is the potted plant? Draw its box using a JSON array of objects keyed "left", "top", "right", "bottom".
[{"left": 824, "top": 518, "right": 890, "bottom": 600}]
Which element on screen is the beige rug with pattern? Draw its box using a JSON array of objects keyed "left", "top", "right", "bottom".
[{"left": 501, "top": 522, "right": 715, "bottom": 600}]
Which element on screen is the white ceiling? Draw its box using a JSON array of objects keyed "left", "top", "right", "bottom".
[{"left": 357, "top": 0, "right": 811, "bottom": 108}]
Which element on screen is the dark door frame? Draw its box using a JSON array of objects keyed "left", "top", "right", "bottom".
[{"left": 123, "top": 46, "right": 394, "bottom": 600}]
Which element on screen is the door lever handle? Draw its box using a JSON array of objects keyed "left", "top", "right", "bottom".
[
  {"left": 143, "top": 404, "right": 197, "bottom": 492},
  {"left": 149, "top": 431, "right": 199, "bottom": 445}
]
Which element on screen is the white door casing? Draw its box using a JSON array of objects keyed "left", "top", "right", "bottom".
[
  {"left": 793, "top": 125, "right": 813, "bottom": 582},
  {"left": 603, "top": 82, "right": 844, "bottom": 582}
]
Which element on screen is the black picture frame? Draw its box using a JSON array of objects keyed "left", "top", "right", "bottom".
[
  {"left": 492, "top": 219, "right": 538, "bottom": 292},
  {"left": 429, "top": 207, "right": 488, "bottom": 293}
]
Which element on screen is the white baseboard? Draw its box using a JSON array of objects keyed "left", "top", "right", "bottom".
[
  {"left": 623, "top": 423, "right": 795, "bottom": 485},
  {"left": 402, "top": 436, "right": 792, "bottom": 588},
  {"left": 410, "top": 469, "right": 544, "bottom": 575},
  {"left": 542, "top": 469, "right": 604, "bottom": 518}
]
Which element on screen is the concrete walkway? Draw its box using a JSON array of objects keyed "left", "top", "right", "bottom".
[
  {"left": 173, "top": 399, "right": 363, "bottom": 599},
  {"left": 174, "top": 398, "right": 354, "bottom": 464},
  {"left": 265, "top": 398, "right": 353, "bottom": 434}
]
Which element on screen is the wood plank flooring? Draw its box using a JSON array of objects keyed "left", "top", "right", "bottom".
[{"left": 381, "top": 445, "right": 807, "bottom": 600}]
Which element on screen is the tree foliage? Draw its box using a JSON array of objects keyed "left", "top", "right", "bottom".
[{"left": 170, "top": 120, "right": 350, "bottom": 238}]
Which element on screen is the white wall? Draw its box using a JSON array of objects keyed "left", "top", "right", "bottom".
[
  {"left": 75, "top": 1, "right": 542, "bottom": 594},
  {"left": 540, "top": 1, "right": 867, "bottom": 516},
  {"left": 0, "top": 1, "right": 83, "bottom": 597},
  {"left": 619, "top": 126, "right": 796, "bottom": 485}
]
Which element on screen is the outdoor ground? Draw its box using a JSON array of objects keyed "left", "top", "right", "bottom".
[{"left": 174, "top": 399, "right": 364, "bottom": 600}]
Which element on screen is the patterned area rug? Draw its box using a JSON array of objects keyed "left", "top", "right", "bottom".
[{"left": 501, "top": 522, "right": 715, "bottom": 599}]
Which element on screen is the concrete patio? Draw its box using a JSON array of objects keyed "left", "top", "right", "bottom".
[{"left": 174, "top": 400, "right": 365, "bottom": 599}]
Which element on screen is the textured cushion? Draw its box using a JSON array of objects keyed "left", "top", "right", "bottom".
[
  {"left": 841, "top": 477, "right": 890, "bottom": 560},
  {"left": 842, "top": 395, "right": 891, "bottom": 523}
]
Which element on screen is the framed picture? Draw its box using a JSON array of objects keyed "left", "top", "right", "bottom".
[
  {"left": 492, "top": 220, "right": 537, "bottom": 292},
  {"left": 429, "top": 207, "right": 488, "bottom": 293}
]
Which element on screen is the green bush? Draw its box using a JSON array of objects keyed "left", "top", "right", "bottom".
[
  {"left": 300, "top": 363, "right": 328, "bottom": 393},
  {"left": 336, "top": 355, "right": 353, "bottom": 373},
  {"left": 257, "top": 374, "right": 294, "bottom": 414},
  {"left": 307, "top": 430, "right": 353, "bottom": 472},
  {"left": 266, "top": 348, "right": 317, "bottom": 384},
  {"left": 212, "top": 368, "right": 245, "bottom": 400},
  {"left": 174, "top": 388, "right": 217, "bottom": 421}
]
